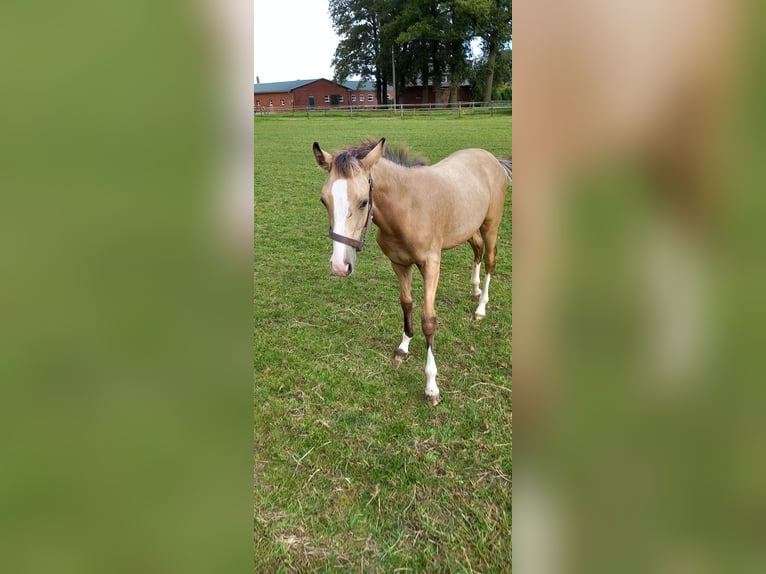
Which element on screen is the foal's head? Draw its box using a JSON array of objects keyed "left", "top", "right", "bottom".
[{"left": 313, "top": 138, "right": 386, "bottom": 277}]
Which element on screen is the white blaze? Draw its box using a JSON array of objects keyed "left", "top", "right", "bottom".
[{"left": 330, "top": 179, "right": 351, "bottom": 270}]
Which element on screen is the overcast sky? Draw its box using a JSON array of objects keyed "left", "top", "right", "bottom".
[
  {"left": 254, "top": 2, "right": 338, "bottom": 84},
  {"left": 253, "top": 2, "right": 505, "bottom": 85}
]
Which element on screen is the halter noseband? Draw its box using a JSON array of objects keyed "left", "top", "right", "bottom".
[{"left": 328, "top": 175, "right": 374, "bottom": 252}]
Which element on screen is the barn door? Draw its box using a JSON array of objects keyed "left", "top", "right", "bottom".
[{"left": 308, "top": 96, "right": 315, "bottom": 109}]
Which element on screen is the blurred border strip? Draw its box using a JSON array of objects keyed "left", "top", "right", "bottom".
[
  {"left": 0, "top": 1, "right": 254, "bottom": 572},
  {"left": 514, "top": 1, "right": 766, "bottom": 572}
]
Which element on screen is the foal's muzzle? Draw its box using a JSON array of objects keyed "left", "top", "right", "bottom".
[{"left": 330, "top": 257, "right": 353, "bottom": 277}]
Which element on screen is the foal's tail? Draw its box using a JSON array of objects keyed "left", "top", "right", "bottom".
[{"left": 497, "top": 157, "right": 513, "bottom": 184}]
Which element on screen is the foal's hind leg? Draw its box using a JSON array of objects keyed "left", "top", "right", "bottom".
[
  {"left": 391, "top": 262, "right": 414, "bottom": 365},
  {"left": 475, "top": 224, "right": 500, "bottom": 319},
  {"left": 468, "top": 233, "right": 484, "bottom": 301}
]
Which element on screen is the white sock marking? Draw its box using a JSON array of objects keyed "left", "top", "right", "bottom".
[
  {"left": 475, "top": 274, "right": 492, "bottom": 317},
  {"left": 471, "top": 262, "right": 482, "bottom": 297},
  {"left": 425, "top": 347, "right": 439, "bottom": 398},
  {"left": 397, "top": 333, "right": 412, "bottom": 354}
]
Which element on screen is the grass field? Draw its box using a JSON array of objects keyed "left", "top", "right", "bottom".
[{"left": 254, "top": 114, "right": 512, "bottom": 572}]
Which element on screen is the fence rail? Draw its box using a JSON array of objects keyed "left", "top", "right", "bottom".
[{"left": 254, "top": 101, "right": 511, "bottom": 117}]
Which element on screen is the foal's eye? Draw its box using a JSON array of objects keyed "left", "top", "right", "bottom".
[{"left": 359, "top": 199, "right": 369, "bottom": 210}]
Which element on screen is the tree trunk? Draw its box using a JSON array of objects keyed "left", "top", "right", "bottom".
[
  {"left": 380, "top": 70, "right": 388, "bottom": 105},
  {"left": 431, "top": 43, "right": 444, "bottom": 105},
  {"left": 372, "top": 15, "right": 382, "bottom": 104},
  {"left": 449, "top": 69, "right": 459, "bottom": 106},
  {"left": 421, "top": 63, "right": 430, "bottom": 103},
  {"left": 432, "top": 61, "right": 443, "bottom": 105},
  {"left": 483, "top": 41, "right": 498, "bottom": 103},
  {"left": 375, "top": 73, "right": 382, "bottom": 106}
]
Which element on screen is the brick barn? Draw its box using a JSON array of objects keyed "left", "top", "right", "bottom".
[
  {"left": 342, "top": 80, "right": 393, "bottom": 107},
  {"left": 254, "top": 78, "right": 392, "bottom": 112},
  {"left": 400, "top": 81, "right": 472, "bottom": 106}
]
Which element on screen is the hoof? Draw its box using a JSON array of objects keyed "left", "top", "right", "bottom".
[
  {"left": 471, "top": 294, "right": 481, "bottom": 302},
  {"left": 393, "top": 349, "right": 408, "bottom": 366},
  {"left": 424, "top": 392, "right": 441, "bottom": 406},
  {"left": 475, "top": 313, "right": 486, "bottom": 320}
]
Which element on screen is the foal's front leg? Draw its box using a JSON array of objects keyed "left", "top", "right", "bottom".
[
  {"left": 419, "top": 257, "right": 441, "bottom": 405},
  {"left": 391, "top": 263, "right": 414, "bottom": 365}
]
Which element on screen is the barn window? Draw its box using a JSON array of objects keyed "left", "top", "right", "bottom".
[
  {"left": 256, "top": 99, "right": 260, "bottom": 106},
  {"left": 367, "top": 94, "right": 374, "bottom": 102},
  {"left": 339, "top": 96, "right": 344, "bottom": 103},
  {"left": 269, "top": 99, "right": 273, "bottom": 105},
  {"left": 351, "top": 94, "right": 356, "bottom": 102},
  {"left": 324, "top": 95, "right": 330, "bottom": 103},
  {"left": 280, "top": 98, "right": 285, "bottom": 106}
]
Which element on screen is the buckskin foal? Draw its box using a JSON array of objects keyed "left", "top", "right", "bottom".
[{"left": 313, "top": 138, "right": 511, "bottom": 405}]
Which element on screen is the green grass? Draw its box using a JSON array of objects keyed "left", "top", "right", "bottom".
[{"left": 254, "top": 115, "right": 512, "bottom": 572}]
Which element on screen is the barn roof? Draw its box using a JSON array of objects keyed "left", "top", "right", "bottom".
[
  {"left": 253, "top": 79, "right": 319, "bottom": 93},
  {"left": 253, "top": 79, "right": 392, "bottom": 94},
  {"left": 342, "top": 80, "right": 393, "bottom": 91}
]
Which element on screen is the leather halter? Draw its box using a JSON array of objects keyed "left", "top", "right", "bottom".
[{"left": 328, "top": 175, "right": 374, "bottom": 252}]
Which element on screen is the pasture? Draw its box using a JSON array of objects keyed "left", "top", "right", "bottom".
[{"left": 254, "top": 114, "right": 512, "bottom": 572}]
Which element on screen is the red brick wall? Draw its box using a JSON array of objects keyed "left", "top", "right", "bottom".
[
  {"left": 348, "top": 90, "right": 392, "bottom": 106},
  {"left": 254, "top": 80, "right": 393, "bottom": 111},
  {"left": 291, "top": 79, "right": 351, "bottom": 109},
  {"left": 253, "top": 92, "right": 291, "bottom": 110}
]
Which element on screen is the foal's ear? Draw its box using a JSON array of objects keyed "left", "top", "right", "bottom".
[
  {"left": 361, "top": 138, "right": 386, "bottom": 169},
  {"left": 313, "top": 142, "right": 333, "bottom": 172}
]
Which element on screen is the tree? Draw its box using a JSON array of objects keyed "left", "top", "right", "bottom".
[
  {"left": 470, "top": 45, "right": 510, "bottom": 102},
  {"left": 392, "top": 1, "right": 476, "bottom": 105},
  {"left": 391, "top": 0, "right": 445, "bottom": 103},
  {"left": 330, "top": 0, "right": 502, "bottom": 105},
  {"left": 330, "top": 0, "right": 402, "bottom": 104},
  {"left": 476, "top": 0, "right": 511, "bottom": 103},
  {"left": 442, "top": 0, "right": 479, "bottom": 104}
]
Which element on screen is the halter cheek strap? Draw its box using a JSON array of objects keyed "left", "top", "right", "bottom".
[{"left": 328, "top": 175, "right": 374, "bottom": 252}]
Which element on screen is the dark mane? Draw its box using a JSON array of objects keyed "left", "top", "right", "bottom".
[{"left": 333, "top": 139, "right": 428, "bottom": 177}]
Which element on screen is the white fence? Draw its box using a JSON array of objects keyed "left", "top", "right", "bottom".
[{"left": 254, "top": 101, "right": 512, "bottom": 116}]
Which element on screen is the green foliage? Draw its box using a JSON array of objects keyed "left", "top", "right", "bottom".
[
  {"left": 470, "top": 47, "right": 511, "bottom": 101},
  {"left": 330, "top": 0, "right": 385, "bottom": 82},
  {"left": 331, "top": 1, "right": 512, "bottom": 103},
  {"left": 254, "top": 114, "right": 512, "bottom": 571},
  {"left": 494, "top": 82, "right": 511, "bottom": 101},
  {"left": 474, "top": 1, "right": 511, "bottom": 102}
]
